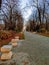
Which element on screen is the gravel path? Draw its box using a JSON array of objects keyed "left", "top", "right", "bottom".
[
  {"left": 12, "top": 31, "right": 49, "bottom": 65},
  {"left": 1, "top": 31, "right": 49, "bottom": 65}
]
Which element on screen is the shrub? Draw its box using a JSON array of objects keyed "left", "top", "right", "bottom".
[
  {"left": 0, "top": 30, "right": 15, "bottom": 47},
  {"left": 0, "top": 30, "right": 13, "bottom": 40}
]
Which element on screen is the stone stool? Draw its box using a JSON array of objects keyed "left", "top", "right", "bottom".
[{"left": 1, "top": 45, "right": 12, "bottom": 53}]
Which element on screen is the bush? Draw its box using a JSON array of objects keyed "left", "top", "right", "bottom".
[
  {"left": 0, "top": 30, "right": 15, "bottom": 47},
  {"left": 0, "top": 30, "right": 13, "bottom": 40}
]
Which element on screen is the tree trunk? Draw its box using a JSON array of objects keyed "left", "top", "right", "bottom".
[
  {"left": 38, "top": 8, "right": 41, "bottom": 24},
  {"left": 0, "top": 0, "right": 2, "bottom": 8},
  {"left": 46, "top": 19, "right": 48, "bottom": 30}
]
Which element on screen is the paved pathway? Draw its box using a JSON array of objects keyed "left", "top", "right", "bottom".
[{"left": 13, "top": 31, "right": 49, "bottom": 65}]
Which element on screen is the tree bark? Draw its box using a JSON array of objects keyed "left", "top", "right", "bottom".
[{"left": 0, "top": 0, "right": 2, "bottom": 8}]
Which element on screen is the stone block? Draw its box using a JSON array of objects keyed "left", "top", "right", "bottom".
[
  {"left": 1, "top": 45, "right": 12, "bottom": 53},
  {"left": 11, "top": 39, "right": 16, "bottom": 43},
  {"left": 15, "top": 36, "right": 19, "bottom": 39},
  {"left": 15, "top": 39, "right": 19, "bottom": 41},
  {"left": 11, "top": 39, "right": 19, "bottom": 43},
  {"left": 1, "top": 51, "right": 13, "bottom": 60},
  {"left": 12, "top": 42, "right": 18, "bottom": 47}
]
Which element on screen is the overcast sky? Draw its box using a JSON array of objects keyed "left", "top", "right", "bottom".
[
  {"left": 0, "top": 0, "right": 49, "bottom": 24},
  {"left": 0, "top": 0, "right": 33, "bottom": 24}
]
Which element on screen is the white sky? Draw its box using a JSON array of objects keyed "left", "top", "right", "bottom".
[
  {"left": 0, "top": 0, "right": 33, "bottom": 24},
  {"left": 1, "top": 0, "right": 49, "bottom": 24},
  {"left": 19, "top": 0, "right": 33, "bottom": 24}
]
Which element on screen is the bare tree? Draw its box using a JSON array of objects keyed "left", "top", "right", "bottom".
[
  {"left": 26, "top": 22, "right": 30, "bottom": 31},
  {"left": 31, "top": 0, "right": 49, "bottom": 31},
  {"left": 16, "top": 13, "right": 23, "bottom": 32},
  {"left": 30, "top": 20, "right": 36, "bottom": 31},
  {"left": 0, "top": 0, "right": 2, "bottom": 8},
  {"left": 30, "top": 0, "right": 42, "bottom": 24},
  {"left": 1, "top": 0, "right": 23, "bottom": 30}
]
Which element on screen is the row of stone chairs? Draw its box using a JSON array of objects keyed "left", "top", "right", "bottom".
[{"left": 0, "top": 36, "right": 19, "bottom": 61}]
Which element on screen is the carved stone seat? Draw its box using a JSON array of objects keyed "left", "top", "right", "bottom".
[
  {"left": 1, "top": 45, "right": 12, "bottom": 53},
  {"left": 1, "top": 51, "right": 13, "bottom": 60},
  {"left": 15, "top": 36, "right": 19, "bottom": 39},
  {"left": 12, "top": 42, "right": 18, "bottom": 47}
]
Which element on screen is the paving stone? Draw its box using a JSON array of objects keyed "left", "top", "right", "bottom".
[{"left": 16, "top": 52, "right": 34, "bottom": 65}]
